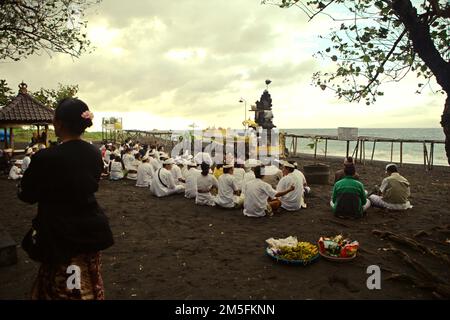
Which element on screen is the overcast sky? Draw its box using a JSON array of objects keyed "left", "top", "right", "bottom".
[{"left": 1, "top": 0, "right": 445, "bottom": 131}]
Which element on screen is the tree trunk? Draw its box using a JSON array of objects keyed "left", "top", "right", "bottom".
[
  {"left": 442, "top": 95, "right": 450, "bottom": 165},
  {"left": 392, "top": 0, "right": 450, "bottom": 165}
]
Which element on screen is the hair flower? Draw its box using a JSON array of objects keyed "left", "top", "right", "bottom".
[{"left": 81, "top": 111, "right": 94, "bottom": 120}]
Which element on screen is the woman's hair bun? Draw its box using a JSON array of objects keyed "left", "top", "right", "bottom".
[{"left": 55, "top": 98, "right": 93, "bottom": 135}]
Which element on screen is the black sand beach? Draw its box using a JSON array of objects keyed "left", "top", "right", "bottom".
[{"left": 1, "top": 156, "right": 449, "bottom": 299}]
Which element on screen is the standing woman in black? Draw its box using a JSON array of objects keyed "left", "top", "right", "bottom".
[{"left": 19, "top": 98, "right": 114, "bottom": 300}]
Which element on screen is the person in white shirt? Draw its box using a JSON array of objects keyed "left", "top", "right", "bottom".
[
  {"left": 276, "top": 161, "right": 304, "bottom": 211},
  {"left": 196, "top": 162, "right": 219, "bottom": 206},
  {"left": 109, "top": 155, "right": 124, "bottom": 180},
  {"left": 243, "top": 165, "right": 295, "bottom": 218},
  {"left": 136, "top": 156, "right": 154, "bottom": 187},
  {"left": 261, "top": 161, "right": 283, "bottom": 189},
  {"left": 104, "top": 146, "right": 112, "bottom": 166},
  {"left": 122, "top": 148, "right": 135, "bottom": 171},
  {"left": 237, "top": 160, "right": 259, "bottom": 204},
  {"left": 21, "top": 148, "right": 32, "bottom": 172},
  {"left": 293, "top": 161, "right": 311, "bottom": 196},
  {"left": 150, "top": 158, "right": 185, "bottom": 197},
  {"left": 132, "top": 144, "right": 140, "bottom": 156},
  {"left": 113, "top": 146, "right": 121, "bottom": 158},
  {"left": 232, "top": 163, "right": 246, "bottom": 190},
  {"left": 171, "top": 159, "right": 185, "bottom": 185},
  {"left": 9, "top": 160, "right": 23, "bottom": 180},
  {"left": 149, "top": 152, "right": 161, "bottom": 172},
  {"left": 184, "top": 161, "right": 201, "bottom": 199},
  {"left": 242, "top": 169, "right": 256, "bottom": 195},
  {"left": 180, "top": 160, "right": 190, "bottom": 179},
  {"left": 215, "top": 164, "right": 241, "bottom": 208},
  {"left": 157, "top": 146, "right": 166, "bottom": 162},
  {"left": 127, "top": 153, "right": 141, "bottom": 180}
]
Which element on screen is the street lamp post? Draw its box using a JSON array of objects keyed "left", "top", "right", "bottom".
[{"left": 239, "top": 98, "right": 247, "bottom": 131}]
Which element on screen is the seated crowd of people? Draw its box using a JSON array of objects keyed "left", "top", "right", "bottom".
[
  {"left": 2, "top": 139, "right": 412, "bottom": 219},
  {"left": 0, "top": 147, "right": 37, "bottom": 180},
  {"left": 99, "top": 141, "right": 412, "bottom": 218}
]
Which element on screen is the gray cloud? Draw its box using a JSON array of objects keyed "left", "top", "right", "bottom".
[{"left": 0, "top": 0, "right": 442, "bottom": 129}]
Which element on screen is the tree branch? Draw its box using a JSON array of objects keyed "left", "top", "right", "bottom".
[
  {"left": 393, "top": 0, "right": 450, "bottom": 93},
  {"left": 428, "top": 0, "right": 450, "bottom": 18}
]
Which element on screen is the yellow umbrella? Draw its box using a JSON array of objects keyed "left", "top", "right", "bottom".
[{"left": 242, "top": 119, "right": 258, "bottom": 127}]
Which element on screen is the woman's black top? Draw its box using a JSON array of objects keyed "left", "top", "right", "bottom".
[{"left": 19, "top": 140, "right": 114, "bottom": 264}]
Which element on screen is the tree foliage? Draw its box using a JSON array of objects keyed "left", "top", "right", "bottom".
[
  {"left": 0, "top": 79, "right": 14, "bottom": 106},
  {"left": 0, "top": 80, "right": 78, "bottom": 108},
  {"left": 33, "top": 84, "right": 79, "bottom": 109},
  {"left": 262, "top": 0, "right": 449, "bottom": 105},
  {"left": 0, "top": 0, "right": 101, "bottom": 61}
]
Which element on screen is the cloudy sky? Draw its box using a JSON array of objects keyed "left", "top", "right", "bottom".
[{"left": 1, "top": 0, "right": 446, "bottom": 131}]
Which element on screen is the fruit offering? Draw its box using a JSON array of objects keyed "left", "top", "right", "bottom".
[
  {"left": 278, "top": 242, "right": 319, "bottom": 261},
  {"left": 318, "top": 235, "right": 359, "bottom": 258},
  {"left": 266, "top": 236, "right": 319, "bottom": 262}
]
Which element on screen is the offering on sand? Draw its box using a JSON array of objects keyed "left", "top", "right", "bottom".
[
  {"left": 318, "top": 235, "right": 359, "bottom": 261},
  {"left": 266, "top": 236, "right": 319, "bottom": 265}
]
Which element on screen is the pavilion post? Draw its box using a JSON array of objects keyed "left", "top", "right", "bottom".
[
  {"left": 324, "top": 139, "right": 328, "bottom": 159},
  {"left": 9, "top": 127, "right": 14, "bottom": 150},
  {"left": 44, "top": 125, "right": 49, "bottom": 147},
  {"left": 3, "top": 128, "right": 7, "bottom": 149}
]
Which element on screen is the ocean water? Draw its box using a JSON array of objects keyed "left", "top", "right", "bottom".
[{"left": 282, "top": 128, "right": 448, "bottom": 166}]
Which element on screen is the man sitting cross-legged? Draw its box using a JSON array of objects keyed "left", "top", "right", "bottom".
[
  {"left": 150, "top": 158, "right": 185, "bottom": 197},
  {"left": 243, "top": 165, "right": 295, "bottom": 218}
]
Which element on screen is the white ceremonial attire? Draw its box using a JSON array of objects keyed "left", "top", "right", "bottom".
[
  {"left": 184, "top": 168, "right": 201, "bottom": 199},
  {"left": 293, "top": 169, "right": 307, "bottom": 185},
  {"left": 243, "top": 179, "right": 277, "bottom": 218},
  {"left": 242, "top": 171, "right": 256, "bottom": 196},
  {"left": 215, "top": 173, "right": 239, "bottom": 208},
  {"left": 110, "top": 160, "right": 124, "bottom": 180},
  {"left": 104, "top": 150, "right": 111, "bottom": 165},
  {"left": 127, "top": 160, "right": 141, "bottom": 180},
  {"left": 136, "top": 162, "right": 154, "bottom": 187},
  {"left": 233, "top": 167, "right": 246, "bottom": 190},
  {"left": 181, "top": 165, "right": 189, "bottom": 179},
  {"left": 9, "top": 166, "right": 22, "bottom": 180},
  {"left": 122, "top": 153, "right": 135, "bottom": 171},
  {"left": 150, "top": 167, "right": 185, "bottom": 197},
  {"left": 21, "top": 156, "right": 31, "bottom": 172},
  {"left": 262, "top": 165, "right": 283, "bottom": 189},
  {"left": 171, "top": 164, "right": 184, "bottom": 185},
  {"left": 293, "top": 169, "right": 308, "bottom": 207},
  {"left": 196, "top": 174, "right": 218, "bottom": 206},
  {"left": 149, "top": 157, "right": 161, "bottom": 172},
  {"left": 277, "top": 173, "right": 304, "bottom": 211}
]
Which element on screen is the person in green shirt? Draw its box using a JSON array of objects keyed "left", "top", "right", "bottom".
[{"left": 330, "top": 164, "right": 370, "bottom": 218}]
